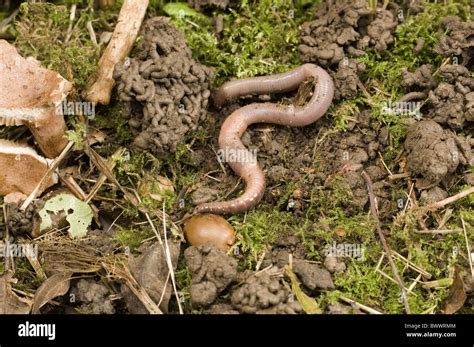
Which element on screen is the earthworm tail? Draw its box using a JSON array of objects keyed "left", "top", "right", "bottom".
[{"left": 195, "top": 64, "right": 334, "bottom": 215}]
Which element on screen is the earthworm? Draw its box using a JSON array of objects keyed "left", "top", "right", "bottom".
[{"left": 195, "top": 63, "right": 334, "bottom": 215}]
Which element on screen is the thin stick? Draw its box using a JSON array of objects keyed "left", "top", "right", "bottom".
[
  {"left": 84, "top": 145, "right": 138, "bottom": 205},
  {"left": 388, "top": 172, "right": 410, "bottom": 181},
  {"left": 21, "top": 141, "right": 74, "bottom": 211},
  {"left": 60, "top": 175, "right": 101, "bottom": 225},
  {"left": 461, "top": 216, "right": 473, "bottom": 277},
  {"left": 415, "top": 229, "right": 462, "bottom": 235},
  {"left": 402, "top": 182, "right": 415, "bottom": 214},
  {"left": 378, "top": 152, "right": 393, "bottom": 176},
  {"left": 85, "top": 147, "right": 125, "bottom": 203},
  {"left": 25, "top": 249, "right": 47, "bottom": 281},
  {"left": 211, "top": 145, "right": 226, "bottom": 176},
  {"left": 121, "top": 266, "right": 162, "bottom": 314},
  {"left": 390, "top": 251, "right": 432, "bottom": 279},
  {"left": 86, "top": 21, "right": 98, "bottom": 47},
  {"left": 424, "top": 187, "right": 474, "bottom": 211},
  {"left": 162, "top": 202, "right": 183, "bottom": 314},
  {"left": 339, "top": 296, "right": 383, "bottom": 314},
  {"left": 362, "top": 170, "right": 411, "bottom": 314},
  {"left": 2, "top": 204, "right": 12, "bottom": 272},
  {"left": 0, "top": 8, "right": 19, "bottom": 30}
]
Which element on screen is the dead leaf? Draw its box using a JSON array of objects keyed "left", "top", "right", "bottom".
[
  {"left": 121, "top": 241, "right": 180, "bottom": 314},
  {"left": 32, "top": 273, "right": 72, "bottom": 314},
  {"left": 0, "top": 271, "right": 32, "bottom": 314},
  {"left": 443, "top": 266, "right": 467, "bottom": 314},
  {"left": 285, "top": 266, "right": 321, "bottom": 314},
  {"left": 138, "top": 175, "right": 175, "bottom": 202},
  {"left": 334, "top": 226, "right": 346, "bottom": 238},
  {"left": 88, "top": 128, "right": 107, "bottom": 145}
]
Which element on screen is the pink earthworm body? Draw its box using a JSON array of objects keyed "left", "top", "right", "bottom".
[{"left": 195, "top": 64, "right": 335, "bottom": 215}]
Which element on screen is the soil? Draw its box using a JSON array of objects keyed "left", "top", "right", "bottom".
[
  {"left": 185, "top": 244, "right": 237, "bottom": 307},
  {"left": 1, "top": 0, "right": 473, "bottom": 316},
  {"left": 230, "top": 269, "right": 302, "bottom": 314},
  {"left": 428, "top": 65, "right": 474, "bottom": 129},
  {"left": 70, "top": 279, "right": 115, "bottom": 314},
  {"left": 324, "top": 255, "right": 347, "bottom": 274},
  {"left": 433, "top": 16, "right": 474, "bottom": 68},
  {"left": 298, "top": 0, "right": 398, "bottom": 67},
  {"left": 404, "top": 120, "right": 472, "bottom": 189}
]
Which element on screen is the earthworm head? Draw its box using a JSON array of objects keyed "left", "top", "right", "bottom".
[{"left": 211, "top": 88, "right": 227, "bottom": 109}]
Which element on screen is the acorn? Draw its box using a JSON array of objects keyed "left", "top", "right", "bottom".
[{"left": 184, "top": 214, "right": 235, "bottom": 252}]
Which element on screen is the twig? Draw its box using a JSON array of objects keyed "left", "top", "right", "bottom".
[
  {"left": 172, "top": 185, "right": 189, "bottom": 211},
  {"left": 60, "top": 175, "right": 101, "bottom": 226},
  {"left": 339, "top": 296, "right": 383, "bottom": 314},
  {"left": 211, "top": 145, "right": 226, "bottom": 176},
  {"left": 362, "top": 170, "right": 411, "bottom": 314},
  {"left": 162, "top": 202, "right": 183, "bottom": 314},
  {"left": 437, "top": 208, "right": 454, "bottom": 230},
  {"left": 25, "top": 250, "right": 47, "bottom": 281},
  {"left": 2, "top": 204, "right": 12, "bottom": 272},
  {"left": 390, "top": 251, "right": 431, "bottom": 279},
  {"left": 85, "top": 147, "right": 125, "bottom": 203},
  {"left": 20, "top": 141, "right": 74, "bottom": 211},
  {"left": 121, "top": 266, "right": 162, "bottom": 314},
  {"left": 424, "top": 187, "right": 474, "bottom": 211},
  {"left": 86, "top": 21, "right": 98, "bottom": 47},
  {"left": 388, "top": 172, "right": 410, "bottom": 181},
  {"left": 461, "top": 216, "right": 473, "bottom": 277},
  {"left": 378, "top": 152, "right": 393, "bottom": 176},
  {"left": 402, "top": 182, "right": 415, "bottom": 214},
  {"left": 84, "top": 145, "right": 138, "bottom": 205},
  {"left": 223, "top": 177, "right": 243, "bottom": 200},
  {"left": 415, "top": 229, "right": 462, "bottom": 235},
  {"left": 0, "top": 8, "right": 19, "bottom": 30},
  {"left": 65, "top": 4, "right": 77, "bottom": 44}
]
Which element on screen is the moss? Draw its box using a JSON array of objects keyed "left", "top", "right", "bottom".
[
  {"left": 175, "top": 258, "right": 192, "bottom": 310},
  {"left": 3, "top": 0, "right": 471, "bottom": 315},
  {"left": 360, "top": 0, "right": 471, "bottom": 95},
  {"left": 12, "top": 257, "right": 43, "bottom": 292},
  {"left": 229, "top": 207, "right": 295, "bottom": 269},
  {"left": 333, "top": 254, "right": 451, "bottom": 314},
  {"left": 13, "top": 2, "right": 103, "bottom": 91},
  {"left": 66, "top": 119, "right": 88, "bottom": 150},
  {"left": 330, "top": 98, "right": 363, "bottom": 132},
  {"left": 352, "top": 0, "right": 472, "bottom": 153},
  {"left": 92, "top": 103, "right": 135, "bottom": 145},
  {"left": 166, "top": 1, "right": 314, "bottom": 85},
  {"left": 114, "top": 226, "right": 154, "bottom": 252}
]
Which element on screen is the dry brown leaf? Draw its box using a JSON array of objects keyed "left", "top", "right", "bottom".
[
  {"left": 121, "top": 241, "right": 180, "bottom": 314},
  {"left": 88, "top": 128, "right": 107, "bottom": 145},
  {"left": 31, "top": 272, "right": 72, "bottom": 314},
  {"left": 0, "top": 271, "right": 32, "bottom": 314},
  {"left": 443, "top": 266, "right": 467, "bottom": 314}
]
